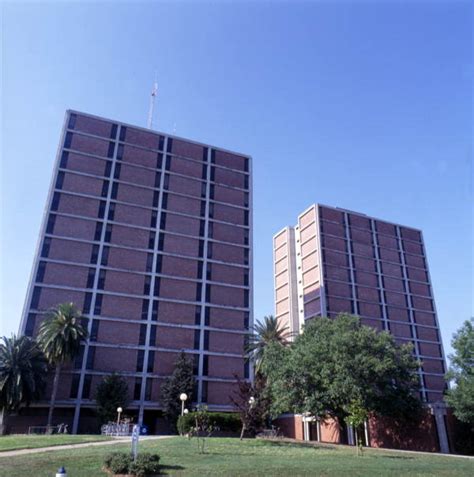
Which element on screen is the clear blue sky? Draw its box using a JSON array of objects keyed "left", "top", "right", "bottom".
[{"left": 1, "top": 1, "right": 472, "bottom": 361}]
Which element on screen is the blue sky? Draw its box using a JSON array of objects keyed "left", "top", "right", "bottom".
[{"left": 1, "top": 1, "right": 472, "bottom": 360}]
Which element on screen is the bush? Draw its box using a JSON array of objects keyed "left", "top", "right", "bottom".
[
  {"left": 103, "top": 452, "right": 160, "bottom": 476},
  {"left": 177, "top": 411, "right": 240, "bottom": 435}
]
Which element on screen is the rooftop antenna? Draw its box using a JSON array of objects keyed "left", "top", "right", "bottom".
[{"left": 147, "top": 75, "right": 158, "bottom": 129}]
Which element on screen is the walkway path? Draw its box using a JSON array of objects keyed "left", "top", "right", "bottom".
[{"left": 0, "top": 435, "right": 172, "bottom": 458}]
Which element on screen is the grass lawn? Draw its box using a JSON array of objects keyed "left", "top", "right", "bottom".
[
  {"left": 0, "top": 437, "right": 472, "bottom": 476},
  {"left": 0, "top": 434, "right": 113, "bottom": 452}
]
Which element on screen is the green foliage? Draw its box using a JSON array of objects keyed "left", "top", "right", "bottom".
[
  {"left": 345, "top": 399, "right": 369, "bottom": 456},
  {"left": 160, "top": 352, "right": 194, "bottom": 429},
  {"left": 95, "top": 373, "right": 130, "bottom": 425},
  {"left": 37, "top": 303, "right": 88, "bottom": 366},
  {"left": 188, "top": 405, "right": 214, "bottom": 454},
  {"left": 445, "top": 318, "right": 474, "bottom": 426},
  {"left": 262, "top": 314, "right": 421, "bottom": 425},
  {"left": 104, "top": 452, "right": 160, "bottom": 476},
  {"left": 177, "top": 411, "right": 241, "bottom": 435},
  {"left": 247, "top": 315, "right": 290, "bottom": 373},
  {"left": 0, "top": 335, "right": 48, "bottom": 413}
]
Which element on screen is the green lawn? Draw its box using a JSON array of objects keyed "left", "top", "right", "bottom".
[
  {"left": 0, "top": 437, "right": 472, "bottom": 476},
  {"left": 0, "top": 434, "right": 113, "bottom": 452}
]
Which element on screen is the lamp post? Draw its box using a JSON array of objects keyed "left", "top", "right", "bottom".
[
  {"left": 183, "top": 408, "right": 189, "bottom": 415},
  {"left": 180, "top": 393, "right": 188, "bottom": 417},
  {"left": 248, "top": 396, "right": 255, "bottom": 407},
  {"left": 116, "top": 407, "right": 123, "bottom": 427}
]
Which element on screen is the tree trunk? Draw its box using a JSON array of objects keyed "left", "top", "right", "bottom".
[
  {"left": 240, "top": 423, "right": 246, "bottom": 440},
  {"left": 47, "top": 365, "right": 61, "bottom": 428},
  {"left": 0, "top": 407, "right": 8, "bottom": 435}
]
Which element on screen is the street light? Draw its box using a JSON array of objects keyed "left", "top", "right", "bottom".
[
  {"left": 183, "top": 408, "right": 189, "bottom": 415},
  {"left": 180, "top": 393, "right": 188, "bottom": 416},
  {"left": 248, "top": 396, "right": 256, "bottom": 407},
  {"left": 117, "top": 407, "right": 123, "bottom": 427}
]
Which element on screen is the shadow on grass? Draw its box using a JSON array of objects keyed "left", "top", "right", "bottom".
[
  {"left": 375, "top": 455, "right": 414, "bottom": 460},
  {"left": 260, "top": 440, "right": 337, "bottom": 451},
  {"left": 159, "top": 464, "right": 186, "bottom": 474}
]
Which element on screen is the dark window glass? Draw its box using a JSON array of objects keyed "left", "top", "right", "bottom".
[
  {"left": 197, "top": 262, "right": 203, "bottom": 280},
  {"left": 208, "top": 203, "right": 214, "bottom": 218},
  {"left": 151, "top": 210, "right": 158, "bottom": 228},
  {"left": 60, "top": 151, "right": 69, "bottom": 168},
  {"left": 82, "top": 374, "right": 92, "bottom": 398},
  {"left": 117, "top": 144, "right": 124, "bottom": 161},
  {"left": 202, "top": 147, "right": 208, "bottom": 162},
  {"left": 94, "top": 222, "right": 103, "bottom": 241},
  {"left": 157, "top": 234, "right": 164, "bottom": 251},
  {"left": 167, "top": 139, "right": 173, "bottom": 153},
  {"left": 149, "top": 325, "right": 157, "bottom": 346},
  {"left": 160, "top": 213, "right": 166, "bottom": 230},
  {"left": 244, "top": 230, "right": 249, "bottom": 246},
  {"left": 94, "top": 294, "right": 103, "bottom": 315},
  {"left": 70, "top": 375, "right": 80, "bottom": 398},
  {"left": 86, "top": 347, "right": 95, "bottom": 370},
  {"left": 155, "top": 254, "right": 162, "bottom": 273},
  {"left": 81, "top": 317, "right": 89, "bottom": 331},
  {"left": 36, "top": 261, "right": 46, "bottom": 283},
  {"left": 119, "top": 126, "right": 127, "bottom": 142},
  {"left": 107, "top": 142, "right": 115, "bottom": 158},
  {"left": 161, "top": 193, "right": 168, "bottom": 209},
  {"left": 205, "top": 284, "right": 211, "bottom": 303},
  {"left": 25, "top": 313, "right": 36, "bottom": 337},
  {"left": 145, "top": 378, "right": 152, "bottom": 401},
  {"left": 165, "top": 155, "right": 171, "bottom": 170},
  {"left": 244, "top": 271, "right": 249, "bottom": 286},
  {"left": 194, "top": 330, "right": 200, "bottom": 350},
  {"left": 90, "top": 320, "right": 99, "bottom": 341},
  {"left": 202, "top": 165, "right": 208, "bottom": 180},
  {"left": 134, "top": 378, "right": 142, "bottom": 400},
  {"left": 114, "top": 163, "right": 121, "bottom": 180},
  {"left": 30, "top": 287, "right": 41, "bottom": 309},
  {"left": 205, "top": 307, "right": 210, "bottom": 326},
  {"left": 201, "top": 381, "right": 207, "bottom": 402},
  {"left": 148, "top": 232, "right": 156, "bottom": 250},
  {"left": 110, "top": 124, "right": 118, "bottom": 139},
  {"left": 147, "top": 351, "right": 154, "bottom": 372},
  {"left": 141, "top": 300, "right": 149, "bottom": 320},
  {"left": 202, "top": 356, "right": 209, "bottom": 376},
  {"left": 83, "top": 293, "right": 92, "bottom": 314},
  {"left": 74, "top": 346, "right": 85, "bottom": 369},
  {"left": 206, "top": 242, "right": 212, "bottom": 259},
  {"left": 244, "top": 192, "right": 249, "bottom": 208},
  {"left": 86, "top": 268, "right": 95, "bottom": 288},
  {"left": 199, "top": 240, "right": 204, "bottom": 258},
  {"left": 68, "top": 113, "right": 77, "bottom": 129},
  {"left": 154, "top": 172, "right": 161, "bottom": 188},
  {"left": 41, "top": 237, "right": 51, "bottom": 258},
  {"left": 209, "top": 184, "right": 214, "bottom": 199},
  {"left": 146, "top": 253, "right": 154, "bottom": 273},
  {"left": 136, "top": 350, "right": 144, "bottom": 372},
  {"left": 98, "top": 201, "right": 106, "bottom": 219},
  {"left": 153, "top": 191, "right": 160, "bottom": 208},
  {"left": 104, "top": 161, "right": 112, "bottom": 177},
  {"left": 244, "top": 157, "right": 249, "bottom": 173},
  {"left": 196, "top": 283, "right": 202, "bottom": 301},
  {"left": 193, "top": 355, "right": 199, "bottom": 375},
  {"left": 151, "top": 301, "right": 158, "bottom": 321},
  {"left": 204, "top": 331, "right": 209, "bottom": 351},
  {"left": 245, "top": 361, "right": 250, "bottom": 379},
  {"left": 158, "top": 136, "right": 164, "bottom": 151},
  {"left": 244, "top": 175, "right": 249, "bottom": 190},
  {"left": 46, "top": 214, "right": 56, "bottom": 234},
  {"left": 206, "top": 263, "right": 212, "bottom": 281},
  {"left": 101, "top": 180, "right": 109, "bottom": 198},
  {"left": 156, "top": 153, "right": 163, "bottom": 169},
  {"left": 195, "top": 306, "right": 201, "bottom": 325},
  {"left": 64, "top": 132, "right": 73, "bottom": 149},
  {"left": 97, "top": 270, "right": 106, "bottom": 289},
  {"left": 200, "top": 202, "right": 206, "bottom": 217},
  {"left": 244, "top": 290, "right": 249, "bottom": 308},
  {"left": 208, "top": 222, "right": 213, "bottom": 238},
  {"left": 51, "top": 192, "right": 61, "bottom": 211},
  {"left": 139, "top": 324, "right": 147, "bottom": 345},
  {"left": 244, "top": 211, "right": 249, "bottom": 226},
  {"left": 104, "top": 225, "right": 112, "bottom": 243},
  {"left": 244, "top": 313, "right": 249, "bottom": 330},
  {"left": 201, "top": 183, "right": 207, "bottom": 198},
  {"left": 163, "top": 174, "right": 169, "bottom": 190},
  {"left": 107, "top": 203, "right": 115, "bottom": 221},
  {"left": 55, "top": 172, "right": 65, "bottom": 190},
  {"left": 210, "top": 167, "right": 215, "bottom": 182},
  {"left": 199, "top": 221, "right": 205, "bottom": 237},
  {"left": 144, "top": 275, "right": 151, "bottom": 295},
  {"left": 244, "top": 249, "right": 249, "bottom": 265},
  {"left": 111, "top": 183, "right": 118, "bottom": 200},
  {"left": 210, "top": 150, "right": 216, "bottom": 164},
  {"left": 153, "top": 278, "right": 161, "bottom": 297}
]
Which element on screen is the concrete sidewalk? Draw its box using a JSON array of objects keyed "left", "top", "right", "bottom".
[{"left": 0, "top": 435, "right": 172, "bottom": 458}]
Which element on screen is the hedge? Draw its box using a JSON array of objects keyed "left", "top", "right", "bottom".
[{"left": 177, "top": 411, "right": 241, "bottom": 434}]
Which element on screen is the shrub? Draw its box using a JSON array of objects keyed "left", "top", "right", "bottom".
[
  {"left": 177, "top": 411, "right": 240, "bottom": 435},
  {"left": 103, "top": 452, "right": 160, "bottom": 476}
]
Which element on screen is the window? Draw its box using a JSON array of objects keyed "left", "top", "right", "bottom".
[
  {"left": 244, "top": 175, "right": 249, "bottom": 190},
  {"left": 244, "top": 312, "right": 249, "bottom": 330},
  {"left": 245, "top": 361, "right": 250, "bottom": 379},
  {"left": 156, "top": 153, "right": 163, "bottom": 169},
  {"left": 202, "top": 356, "right": 209, "bottom": 376},
  {"left": 70, "top": 375, "right": 80, "bottom": 398},
  {"left": 90, "top": 320, "right": 99, "bottom": 341},
  {"left": 64, "top": 132, "right": 73, "bottom": 149},
  {"left": 36, "top": 262, "right": 46, "bottom": 283},
  {"left": 101, "top": 181, "right": 109, "bottom": 198},
  {"left": 153, "top": 278, "right": 161, "bottom": 297},
  {"left": 207, "top": 222, "right": 213, "bottom": 238},
  {"left": 197, "top": 262, "right": 203, "bottom": 280},
  {"left": 201, "top": 164, "right": 208, "bottom": 180},
  {"left": 97, "top": 270, "right": 106, "bottom": 289},
  {"left": 114, "top": 164, "right": 121, "bottom": 180},
  {"left": 196, "top": 283, "right": 202, "bottom": 301},
  {"left": 159, "top": 213, "right": 166, "bottom": 230},
  {"left": 119, "top": 126, "right": 127, "bottom": 142},
  {"left": 98, "top": 201, "right": 106, "bottom": 219},
  {"left": 209, "top": 184, "right": 215, "bottom": 200},
  {"left": 194, "top": 330, "right": 201, "bottom": 350},
  {"left": 202, "top": 182, "right": 208, "bottom": 198},
  {"left": 157, "top": 234, "right": 164, "bottom": 251},
  {"left": 147, "top": 351, "right": 154, "bottom": 372},
  {"left": 204, "top": 331, "right": 209, "bottom": 351},
  {"left": 25, "top": 313, "right": 36, "bottom": 337},
  {"left": 55, "top": 172, "right": 65, "bottom": 190},
  {"left": 107, "top": 142, "right": 115, "bottom": 158},
  {"left": 146, "top": 253, "right": 154, "bottom": 273},
  {"left": 150, "top": 211, "right": 158, "bottom": 228},
  {"left": 210, "top": 167, "right": 215, "bottom": 182},
  {"left": 31, "top": 287, "right": 41, "bottom": 309},
  {"left": 83, "top": 293, "right": 92, "bottom": 314},
  {"left": 86, "top": 347, "right": 95, "bottom": 369},
  {"left": 141, "top": 300, "right": 149, "bottom": 320},
  {"left": 46, "top": 214, "right": 56, "bottom": 234},
  {"left": 244, "top": 230, "right": 249, "bottom": 246},
  {"left": 163, "top": 174, "right": 169, "bottom": 190},
  {"left": 244, "top": 249, "right": 249, "bottom": 266},
  {"left": 143, "top": 275, "right": 151, "bottom": 295},
  {"left": 149, "top": 325, "right": 157, "bottom": 347},
  {"left": 107, "top": 203, "right": 115, "bottom": 221},
  {"left": 148, "top": 232, "right": 156, "bottom": 250},
  {"left": 134, "top": 378, "right": 142, "bottom": 400},
  {"left": 205, "top": 307, "right": 210, "bottom": 326},
  {"left": 210, "top": 150, "right": 216, "bottom": 164},
  {"left": 208, "top": 203, "right": 214, "bottom": 218},
  {"left": 41, "top": 237, "right": 51, "bottom": 258},
  {"left": 145, "top": 378, "right": 152, "bottom": 401},
  {"left": 82, "top": 375, "right": 92, "bottom": 398},
  {"left": 244, "top": 291, "right": 249, "bottom": 308},
  {"left": 94, "top": 222, "right": 103, "bottom": 241},
  {"left": 206, "top": 242, "right": 212, "bottom": 259},
  {"left": 111, "top": 183, "right": 118, "bottom": 200},
  {"left": 206, "top": 263, "right": 212, "bottom": 280},
  {"left": 139, "top": 324, "right": 147, "bottom": 345},
  {"left": 155, "top": 254, "right": 162, "bottom": 273},
  {"left": 68, "top": 113, "right": 77, "bottom": 129},
  {"left": 161, "top": 193, "right": 168, "bottom": 209},
  {"left": 116, "top": 144, "right": 124, "bottom": 161},
  {"left": 136, "top": 350, "right": 144, "bottom": 372},
  {"left": 151, "top": 301, "right": 158, "bottom": 321},
  {"left": 244, "top": 211, "right": 249, "bottom": 226},
  {"left": 195, "top": 306, "right": 201, "bottom": 325},
  {"left": 202, "top": 147, "right": 208, "bottom": 162},
  {"left": 104, "top": 161, "right": 112, "bottom": 177},
  {"left": 94, "top": 294, "right": 103, "bottom": 315},
  {"left": 60, "top": 151, "right": 69, "bottom": 168},
  {"left": 193, "top": 355, "right": 199, "bottom": 375},
  {"left": 110, "top": 124, "right": 118, "bottom": 139},
  {"left": 200, "top": 201, "right": 206, "bottom": 218},
  {"left": 154, "top": 172, "right": 161, "bottom": 188},
  {"left": 165, "top": 155, "right": 171, "bottom": 170},
  {"left": 153, "top": 191, "right": 159, "bottom": 208},
  {"left": 205, "top": 284, "right": 211, "bottom": 302},
  {"left": 243, "top": 270, "right": 249, "bottom": 286},
  {"left": 74, "top": 346, "right": 85, "bottom": 369},
  {"left": 199, "top": 240, "right": 204, "bottom": 258},
  {"left": 86, "top": 268, "right": 95, "bottom": 288},
  {"left": 104, "top": 225, "right": 112, "bottom": 243},
  {"left": 166, "top": 139, "right": 173, "bottom": 153}
]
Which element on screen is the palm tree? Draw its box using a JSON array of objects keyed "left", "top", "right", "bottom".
[
  {"left": 37, "top": 303, "right": 88, "bottom": 427},
  {"left": 0, "top": 335, "right": 48, "bottom": 434},
  {"left": 246, "top": 315, "right": 290, "bottom": 374}
]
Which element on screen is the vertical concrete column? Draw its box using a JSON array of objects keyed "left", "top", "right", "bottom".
[{"left": 431, "top": 402, "right": 450, "bottom": 453}]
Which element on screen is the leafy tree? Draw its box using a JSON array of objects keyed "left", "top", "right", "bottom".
[
  {"left": 95, "top": 373, "right": 130, "bottom": 425},
  {"left": 445, "top": 318, "right": 474, "bottom": 425},
  {"left": 262, "top": 315, "right": 421, "bottom": 435},
  {"left": 246, "top": 315, "right": 290, "bottom": 374},
  {"left": 345, "top": 399, "right": 368, "bottom": 456},
  {"left": 37, "top": 303, "right": 88, "bottom": 427},
  {"left": 230, "top": 374, "right": 271, "bottom": 439},
  {"left": 0, "top": 335, "right": 48, "bottom": 434},
  {"left": 160, "top": 352, "right": 194, "bottom": 430}
]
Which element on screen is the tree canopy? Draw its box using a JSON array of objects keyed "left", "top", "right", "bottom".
[
  {"left": 445, "top": 318, "right": 474, "bottom": 425},
  {"left": 262, "top": 314, "right": 421, "bottom": 424},
  {"left": 95, "top": 373, "right": 130, "bottom": 425}
]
